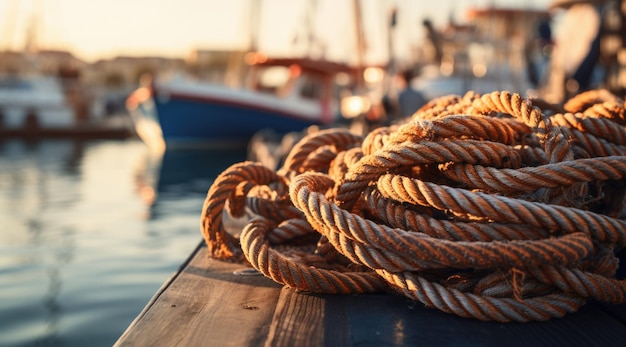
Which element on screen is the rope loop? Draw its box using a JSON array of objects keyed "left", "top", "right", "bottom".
[{"left": 200, "top": 89, "right": 626, "bottom": 322}]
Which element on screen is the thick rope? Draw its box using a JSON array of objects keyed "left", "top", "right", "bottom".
[{"left": 200, "top": 89, "right": 626, "bottom": 322}]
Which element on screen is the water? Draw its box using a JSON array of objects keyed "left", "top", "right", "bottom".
[{"left": 0, "top": 139, "right": 247, "bottom": 347}]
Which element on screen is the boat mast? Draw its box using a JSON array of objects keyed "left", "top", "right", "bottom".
[
  {"left": 1, "top": 0, "right": 19, "bottom": 53},
  {"left": 249, "top": 0, "right": 260, "bottom": 53},
  {"left": 352, "top": 0, "right": 366, "bottom": 93},
  {"left": 353, "top": 0, "right": 366, "bottom": 69},
  {"left": 385, "top": 4, "right": 397, "bottom": 96}
]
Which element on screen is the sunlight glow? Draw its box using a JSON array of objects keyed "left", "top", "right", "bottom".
[{"left": 0, "top": 0, "right": 554, "bottom": 63}]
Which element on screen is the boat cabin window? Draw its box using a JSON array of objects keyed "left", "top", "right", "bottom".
[
  {"left": 298, "top": 76, "right": 324, "bottom": 100},
  {"left": 257, "top": 66, "right": 291, "bottom": 94},
  {"left": 252, "top": 65, "right": 327, "bottom": 101}
]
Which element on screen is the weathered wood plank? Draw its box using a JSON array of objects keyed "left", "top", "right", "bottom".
[
  {"left": 115, "top": 241, "right": 283, "bottom": 347},
  {"left": 344, "top": 293, "right": 626, "bottom": 347},
  {"left": 323, "top": 295, "right": 352, "bottom": 347},
  {"left": 265, "top": 288, "right": 325, "bottom": 347},
  {"left": 603, "top": 248, "right": 626, "bottom": 322},
  {"left": 116, "top": 242, "right": 626, "bottom": 347}
]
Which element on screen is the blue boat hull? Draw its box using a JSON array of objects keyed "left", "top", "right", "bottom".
[{"left": 154, "top": 95, "right": 322, "bottom": 146}]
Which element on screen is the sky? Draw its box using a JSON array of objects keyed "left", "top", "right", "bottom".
[{"left": 0, "top": 0, "right": 553, "bottom": 64}]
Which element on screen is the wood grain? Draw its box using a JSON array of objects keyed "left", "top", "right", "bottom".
[
  {"left": 115, "top": 242, "right": 626, "bottom": 347},
  {"left": 115, "top": 242, "right": 283, "bottom": 347},
  {"left": 265, "top": 288, "right": 325, "bottom": 347}
]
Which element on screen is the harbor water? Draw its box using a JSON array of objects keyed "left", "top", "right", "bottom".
[{"left": 0, "top": 139, "right": 247, "bottom": 347}]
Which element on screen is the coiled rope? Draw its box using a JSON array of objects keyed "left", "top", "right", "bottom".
[{"left": 200, "top": 89, "right": 626, "bottom": 322}]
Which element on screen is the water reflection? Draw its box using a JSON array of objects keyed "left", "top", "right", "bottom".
[
  {"left": 0, "top": 139, "right": 246, "bottom": 347},
  {"left": 0, "top": 140, "right": 82, "bottom": 346},
  {"left": 134, "top": 147, "right": 247, "bottom": 218}
]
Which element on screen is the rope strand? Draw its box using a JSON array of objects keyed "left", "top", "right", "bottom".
[{"left": 200, "top": 89, "right": 626, "bottom": 322}]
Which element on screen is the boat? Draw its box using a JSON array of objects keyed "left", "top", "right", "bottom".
[
  {"left": 0, "top": 72, "right": 135, "bottom": 139},
  {"left": 126, "top": 54, "right": 365, "bottom": 150},
  {"left": 0, "top": 74, "right": 75, "bottom": 131}
]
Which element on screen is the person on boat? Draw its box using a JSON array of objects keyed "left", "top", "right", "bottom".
[
  {"left": 525, "top": 18, "right": 553, "bottom": 89},
  {"left": 544, "top": 0, "right": 605, "bottom": 102},
  {"left": 422, "top": 18, "right": 443, "bottom": 67},
  {"left": 395, "top": 68, "right": 426, "bottom": 120}
]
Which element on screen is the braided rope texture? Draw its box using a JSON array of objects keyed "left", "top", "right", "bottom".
[{"left": 200, "top": 89, "right": 626, "bottom": 322}]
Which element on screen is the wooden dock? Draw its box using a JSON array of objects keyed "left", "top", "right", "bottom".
[
  {"left": 0, "top": 126, "right": 134, "bottom": 139},
  {"left": 114, "top": 241, "right": 626, "bottom": 347},
  {"left": 0, "top": 115, "right": 136, "bottom": 140}
]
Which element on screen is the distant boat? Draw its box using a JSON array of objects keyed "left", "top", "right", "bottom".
[
  {"left": 0, "top": 74, "right": 75, "bottom": 130},
  {"left": 0, "top": 72, "right": 135, "bottom": 139},
  {"left": 126, "top": 54, "right": 364, "bottom": 150}
]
